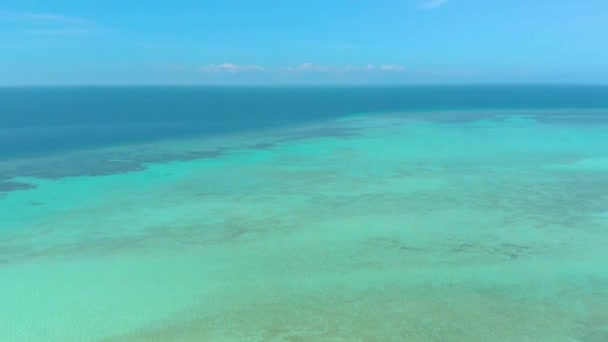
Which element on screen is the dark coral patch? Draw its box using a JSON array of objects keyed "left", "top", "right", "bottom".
[{"left": 0, "top": 181, "right": 37, "bottom": 193}]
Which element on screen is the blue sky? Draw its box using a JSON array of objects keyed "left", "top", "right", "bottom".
[{"left": 1, "top": 0, "right": 607, "bottom": 85}]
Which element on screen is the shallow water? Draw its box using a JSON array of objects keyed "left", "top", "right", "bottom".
[{"left": 1, "top": 110, "right": 607, "bottom": 341}]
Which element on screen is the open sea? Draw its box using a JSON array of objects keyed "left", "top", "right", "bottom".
[{"left": 1, "top": 86, "right": 607, "bottom": 341}]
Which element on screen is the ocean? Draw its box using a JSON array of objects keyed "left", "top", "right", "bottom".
[
  {"left": 3, "top": 85, "right": 608, "bottom": 159},
  {"left": 1, "top": 86, "right": 607, "bottom": 340}
]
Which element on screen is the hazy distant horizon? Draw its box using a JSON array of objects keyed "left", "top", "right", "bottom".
[{"left": 2, "top": 82, "right": 608, "bottom": 88}]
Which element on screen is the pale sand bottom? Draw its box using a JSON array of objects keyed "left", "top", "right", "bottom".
[
  {"left": 0, "top": 112, "right": 607, "bottom": 341},
  {"left": 3, "top": 230, "right": 607, "bottom": 341}
]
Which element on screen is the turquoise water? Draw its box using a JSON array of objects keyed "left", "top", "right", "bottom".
[{"left": 1, "top": 89, "right": 608, "bottom": 340}]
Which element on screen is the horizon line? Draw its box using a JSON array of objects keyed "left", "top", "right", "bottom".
[{"left": 1, "top": 82, "right": 608, "bottom": 88}]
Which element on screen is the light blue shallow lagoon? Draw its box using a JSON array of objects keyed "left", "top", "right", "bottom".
[{"left": 1, "top": 87, "right": 607, "bottom": 341}]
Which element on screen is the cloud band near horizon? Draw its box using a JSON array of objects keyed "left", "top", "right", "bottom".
[{"left": 198, "top": 63, "right": 406, "bottom": 74}]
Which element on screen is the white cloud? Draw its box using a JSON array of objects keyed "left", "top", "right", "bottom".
[
  {"left": 380, "top": 64, "right": 406, "bottom": 71},
  {"left": 282, "top": 62, "right": 331, "bottom": 73},
  {"left": 282, "top": 63, "right": 406, "bottom": 73},
  {"left": 199, "top": 63, "right": 267, "bottom": 73},
  {"left": 419, "top": 0, "right": 448, "bottom": 10},
  {"left": 21, "top": 13, "right": 89, "bottom": 24},
  {"left": 0, "top": 10, "right": 89, "bottom": 24},
  {"left": 1, "top": 9, "right": 111, "bottom": 37},
  {"left": 24, "top": 28, "right": 116, "bottom": 36},
  {"left": 198, "top": 63, "right": 407, "bottom": 74}
]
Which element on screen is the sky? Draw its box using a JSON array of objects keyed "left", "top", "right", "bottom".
[{"left": 1, "top": 0, "right": 608, "bottom": 85}]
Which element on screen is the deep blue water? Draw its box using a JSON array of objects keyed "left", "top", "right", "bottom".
[{"left": 1, "top": 85, "right": 608, "bottom": 159}]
